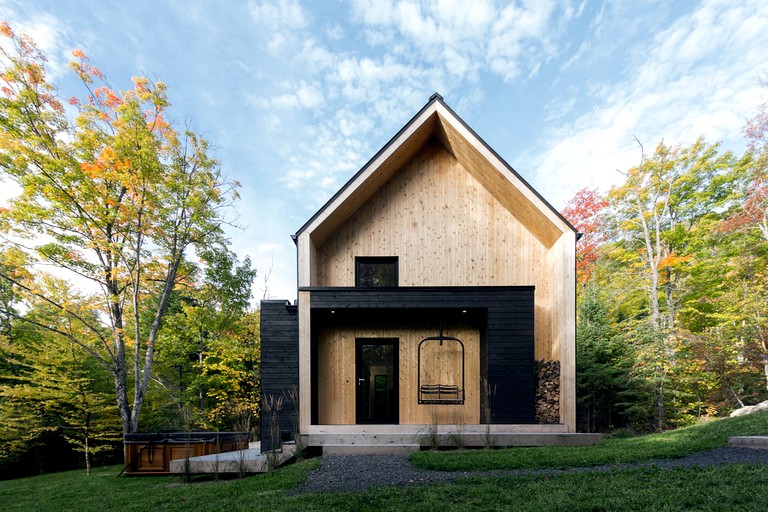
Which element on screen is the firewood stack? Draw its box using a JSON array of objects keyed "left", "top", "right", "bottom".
[{"left": 535, "top": 359, "right": 560, "bottom": 424}]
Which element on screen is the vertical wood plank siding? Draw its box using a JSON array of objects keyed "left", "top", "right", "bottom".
[
  {"left": 259, "top": 300, "right": 299, "bottom": 450},
  {"left": 314, "top": 141, "right": 559, "bottom": 361}
]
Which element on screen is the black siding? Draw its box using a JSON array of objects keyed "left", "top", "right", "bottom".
[
  {"left": 259, "top": 300, "right": 299, "bottom": 450},
  {"left": 306, "top": 286, "right": 535, "bottom": 424}
]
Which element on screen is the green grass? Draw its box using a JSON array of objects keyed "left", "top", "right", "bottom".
[
  {"left": 411, "top": 411, "right": 768, "bottom": 471},
  {"left": 1, "top": 460, "right": 768, "bottom": 511},
  {"left": 1, "top": 413, "right": 767, "bottom": 511},
  {"left": 0, "top": 460, "right": 317, "bottom": 512}
]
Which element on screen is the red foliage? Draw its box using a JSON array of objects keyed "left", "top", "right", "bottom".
[
  {"left": 723, "top": 98, "right": 768, "bottom": 236},
  {"left": 561, "top": 187, "right": 609, "bottom": 283}
]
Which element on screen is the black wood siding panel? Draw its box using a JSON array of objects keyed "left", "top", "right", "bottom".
[{"left": 260, "top": 301, "right": 299, "bottom": 450}]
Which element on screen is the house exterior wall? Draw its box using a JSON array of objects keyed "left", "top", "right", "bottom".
[
  {"left": 259, "top": 300, "right": 298, "bottom": 450},
  {"left": 314, "top": 141, "right": 559, "bottom": 360},
  {"left": 308, "top": 287, "right": 536, "bottom": 426},
  {"left": 289, "top": 99, "right": 577, "bottom": 433}
]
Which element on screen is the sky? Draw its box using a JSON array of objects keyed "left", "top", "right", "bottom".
[{"left": 0, "top": 0, "right": 766, "bottom": 302}]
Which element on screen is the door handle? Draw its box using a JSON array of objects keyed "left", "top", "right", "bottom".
[{"left": 358, "top": 378, "right": 365, "bottom": 386}]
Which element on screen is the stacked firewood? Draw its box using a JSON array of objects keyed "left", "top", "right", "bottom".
[{"left": 535, "top": 359, "right": 560, "bottom": 424}]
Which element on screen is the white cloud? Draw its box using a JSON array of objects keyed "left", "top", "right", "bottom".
[
  {"left": 325, "top": 24, "right": 344, "bottom": 41},
  {"left": 248, "top": 0, "right": 309, "bottom": 52},
  {"left": 248, "top": 80, "right": 324, "bottom": 110},
  {"left": 0, "top": 8, "right": 73, "bottom": 79},
  {"left": 248, "top": 0, "right": 308, "bottom": 30},
  {"left": 522, "top": 0, "right": 768, "bottom": 207},
  {"left": 349, "top": 0, "right": 572, "bottom": 83}
]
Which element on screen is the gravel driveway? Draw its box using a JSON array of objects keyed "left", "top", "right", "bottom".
[{"left": 291, "top": 446, "right": 768, "bottom": 494}]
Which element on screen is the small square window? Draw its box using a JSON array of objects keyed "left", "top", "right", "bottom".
[{"left": 355, "top": 257, "right": 398, "bottom": 287}]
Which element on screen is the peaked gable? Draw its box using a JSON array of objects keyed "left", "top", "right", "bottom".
[{"left": 296, "top": 94, "right": 576, "bottom": 249}]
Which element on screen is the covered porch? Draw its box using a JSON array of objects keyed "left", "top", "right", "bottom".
[{"left": 304, "top": 287, "right": 544, "bottom": 437}]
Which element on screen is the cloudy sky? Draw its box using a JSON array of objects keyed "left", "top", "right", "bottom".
[{"left": 1, "top": 0, "right": 766, "bottom": 302}]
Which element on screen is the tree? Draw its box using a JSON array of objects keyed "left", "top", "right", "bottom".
[
  {"left": 561, "top": 187, "right": 610, "bottom": 284},
  {"left": 575, "top": 284, "right": 638, "bottom": 431},
  {"left": 148, "top": 248, "right": 260, "bottom": 435},
  {"left": 719, "top": 94, "right": 768, "bottom": 394},
  {"left": 608, "top": 138, "right": 746, "bottom": 427},
  {"left": 0, "top": 22, "right": 237, "bottom": 435},
  {"left": 0, "top": 276, "right": 120, "bottom": 475}
]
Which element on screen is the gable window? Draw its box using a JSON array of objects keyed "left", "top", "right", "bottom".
[{"left": 355, "top": 257, "right": 398, "bottom": 287}]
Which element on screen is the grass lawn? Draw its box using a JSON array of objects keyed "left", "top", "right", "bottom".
[
  {"left": 411, "top": 411, "right": 768, "bottom": 471},
  {"left": 0, "top": 412, "right": 766, "bottom": 511},
  {"left": 1, "top": 461, "right": 767, "bottom": 511}
]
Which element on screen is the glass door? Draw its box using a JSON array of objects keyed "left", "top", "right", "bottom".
[{"left": 355, "top": 338, "right": 399, "bottom": 424}]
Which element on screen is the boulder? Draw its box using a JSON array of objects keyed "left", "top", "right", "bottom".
[{"left": 730, "top": 400, "right": 768, "bottom": 418}]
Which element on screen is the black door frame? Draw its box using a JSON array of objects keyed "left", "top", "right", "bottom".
[{"left": 355, "top": 338, "right": 399, "bottom": 424}]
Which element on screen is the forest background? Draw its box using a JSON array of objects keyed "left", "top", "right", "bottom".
[{"left": 0, "top": 22, "right": 767, "bottom": 478}]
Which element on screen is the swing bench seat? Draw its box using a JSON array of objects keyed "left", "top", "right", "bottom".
[{"left": 418, "top": 384, "right": 464, "bottom": 404}]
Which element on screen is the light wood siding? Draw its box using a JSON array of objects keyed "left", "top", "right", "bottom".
[
  {"left": 317, "top": 322, "right": 480, "bottom": 425},
  {"left": 298, "top": 291, "right": 311, "bottom": 432},
  {"left": 315, "top": 141, "right": 557, "bottom": 359},
  {"left": 433, "top": 115, "right": 562, "bottom": 247}
]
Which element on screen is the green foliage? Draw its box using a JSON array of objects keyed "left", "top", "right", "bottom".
[
  {"left": 0, "top": 276, "right": 121, "bottom": 474},
  {"left": 145, "top": 247, "right": 259, "bottom": 434},
  {"left": 576, "top": 284, "right": 639, "bottom": 431},
  {"left": 0, "top": 22, "right": 239, "bottom": 435}
]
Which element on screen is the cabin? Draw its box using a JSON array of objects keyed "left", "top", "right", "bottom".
[{"left": 260, "top": 94, "right": 593, "bottom": 453}]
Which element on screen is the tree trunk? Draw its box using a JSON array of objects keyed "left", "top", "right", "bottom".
[{"left": 84, "top": 412, "right": 92, "bottom": 476}]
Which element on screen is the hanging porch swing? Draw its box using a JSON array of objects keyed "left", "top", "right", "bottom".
[{"left": 417, "top": 323, "right": 465, "bottom": 404}]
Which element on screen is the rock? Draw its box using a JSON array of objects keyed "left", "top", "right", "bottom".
[
  {"left": 730, "top": 406, "right": 754, "bottom": 417},
  {"left": 730, "top": 400, "right": 768, "bottom": 418}
]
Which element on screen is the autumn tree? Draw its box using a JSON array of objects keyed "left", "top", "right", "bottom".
[
  {"left": 0, "top": 23, "right": 237, "bottom": 435},
  {"left": 561, "top": 187, "right": 609, "bottom": 283},
  {"left": 718, "top": 95, "right": 768, "bottom": 394},
  {"left": 729, "top": 92, "right": 768, "bottom": 241},
  {"left": 608, "top": 138, "right": 747, "bottom": 427}
]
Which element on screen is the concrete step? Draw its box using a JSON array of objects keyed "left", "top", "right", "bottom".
[
  {"left": 323, "top": 443, "right": 420, "bottom": 455},
  {"left": 305, "top": 432, "right": 603, "bottom": 448},
  {"left": 729, "top": 436, "right": 768, "bottom": 449}
]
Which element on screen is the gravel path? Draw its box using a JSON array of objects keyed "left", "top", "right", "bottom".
[{"left": 290, "top": 447, "right": 768, "bottom": 494}]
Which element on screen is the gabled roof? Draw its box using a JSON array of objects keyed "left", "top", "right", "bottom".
[{"left": 295, "top": 93, "right": 576, "bottom": 248}]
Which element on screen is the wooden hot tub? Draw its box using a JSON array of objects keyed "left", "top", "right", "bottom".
[{"left": 123, "top": 431, "right": 250, "bottom": 475}]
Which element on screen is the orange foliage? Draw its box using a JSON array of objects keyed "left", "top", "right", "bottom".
[
  {"left": 0, "top": 21, "right": 13, "bottom": 37},
  {"left": 93, "top": 86, "right": 122, "bottom": 108},
  {"left": 657, "top": 253, "right": 692, "bottom": 269}
]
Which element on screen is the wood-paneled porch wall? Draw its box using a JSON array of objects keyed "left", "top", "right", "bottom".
[
  {"left": 317, "top": 323, "right": 480, "bottom": 425},
  {"left": 315, "top": 140, "right": 562, "bottom": 361}
]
